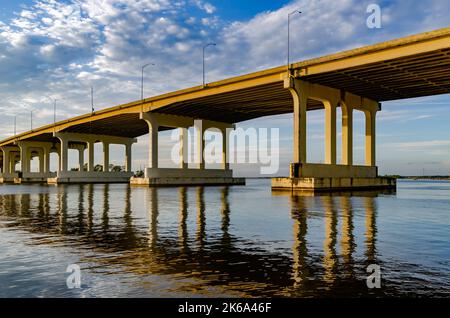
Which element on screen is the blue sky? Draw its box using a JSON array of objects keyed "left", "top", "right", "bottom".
[{"left": 0, "top": 0, "right": 449, "bottom": 176}]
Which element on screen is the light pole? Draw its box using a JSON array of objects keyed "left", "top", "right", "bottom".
[
  {"left": 45, "top": 96, "right": 57, "bottom": 125},
  {"left": 203, "top": 43, "right": 216, "bottom": 87},
  {"left": 91, "top": 86, "right": 94, "bottom": 113},
  {"left": 141, "top": 63, "right": 155, "bottom": 101},
  {"left": 287, "top": 10, "right": 301, "bottom": 72}
]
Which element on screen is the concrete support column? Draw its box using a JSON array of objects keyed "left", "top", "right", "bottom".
[
  {"left": 291, "top": 85, "right": 307, "bottom": 164},
  {"left": 87, "top": 141, "right": 95, "bottom": 172},
  {"left": 10, "top": 153, "right": 16, "bottom": 173},
  {"left": 365, "top": 110, "right": 376, "bottom": 166},
  {"left": 78, "top": 147, "right": 84, "bottom": 171},
  {"left": 43, "top": 146, "right": 51, "bottom": 173},
  {"left": 58, "top": 139, "right": 68, "bottom": 172},
  {"left": 196, "top": 123, "right": 205, "bottom": 170},
  {"left": 19, "top": 144, "right": 28, "bottom": 174},
  {"left": 2, "top": 149, "right": 10, "bottom": 175},
  {"left": 125, "top": 144, "right": 132, "bottom": 173},
  {"left": 342, "top": 104, "right": 353, "bottom": 165},
  {"left": 103, "top": 142, "right": 109, "bottom": 172},
  {"left": 179, "top": 128, "right": 188, "bottom": 169},
  {"left": 148, "top": 123, "right": 159, "bottom": 169},
  {"left": 140, "top": 113, "right": 160, "bottom": 170},
  {"left": 325, "top": 101, "right": 337, "bottom": 165},
  {"left": 38, "top": 152, "right": 44, "bottom": 173},
  {"left": 221, "top": 127, "right": 230, "bottom": 170}
]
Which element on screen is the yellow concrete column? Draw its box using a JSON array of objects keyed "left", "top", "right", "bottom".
[
  {"left": 179, "top": 128, "right": 188, "bottom": 169},
  {"left": 221, "top": 127, "right": 230, "bottom": 170},
  {"left": 19, "top": 144, "right": 28, "bottom": 174},
  {"left": 125, "top": 144, "right": 132, "bottom": 172},
  {"left": 342, "top": 103, "right": 353, "bottom": 165},
  {"left": 286, "top": 79, "right": 307, "bottom": 164},
  {"left": 2, "top": 148, "right": 10, "bottom": 175},
  {"left": 365, "top": 110, "right": 376, "bottom": 166},
  {"left": 60, "top": 139, "right": 68, "bottom": 172},
  {"left": 77, "top": 148, "right": 84, "bottom": 171},
  {"left": 140, "top": 113, "right": 159, "bottom": 169},
  {"left": 325, "top": 101, "right": 337, "bottom": 165},
  {"left": 196, "top": 122, "right": 205, "bottom": 170},
  {"left": 149, "top": 122, "right": 159, "bottom": 169},
  {"left": 43, "top": 146, "right": 51, "bottom": 173},
  {"left": 87, "top": 141, "right": 95, "bottom": 172},
  {"left": 38, "top": 151, "right": 44, "bottom": 173},
  {"left": 103, "top": 141, "right": 109, "bottom": 172},
  {"left": 10, "top": 153, "right": 17, "bottom": 173}
]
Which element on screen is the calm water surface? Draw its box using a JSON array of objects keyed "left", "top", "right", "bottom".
[{"left": 0, "top": 179, "right": 449, "bottom": 297}]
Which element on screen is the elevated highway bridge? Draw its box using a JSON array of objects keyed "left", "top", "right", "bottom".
[{"left": 1, "top": 27, "right": 449, "bottom": 190}]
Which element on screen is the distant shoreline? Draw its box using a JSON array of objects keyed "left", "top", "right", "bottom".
[
  {"left": 245, "top": 176, "right": 450, "bottom": 180},
  {"left": 385, "top": 175, "right": 450, "bottom": 180}
]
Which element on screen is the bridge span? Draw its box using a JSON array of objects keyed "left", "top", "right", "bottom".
[{"left": 1, "top": 27, "right": 450, "bottom": 191}]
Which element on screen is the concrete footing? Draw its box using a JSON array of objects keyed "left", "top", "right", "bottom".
[
  {"left": 130, "top": 177, "right": 245, "bottom": 187},
  {"left": 272, "top": 177, "right": 396, "bottom": 192}
]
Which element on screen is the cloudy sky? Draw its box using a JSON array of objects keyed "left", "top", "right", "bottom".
[{"left": 0, "top": 0, "right": 450, "bottom": 176}]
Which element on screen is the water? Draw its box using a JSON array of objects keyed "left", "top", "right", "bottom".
[{"left": 0, "top": 179, "right": 449, "bottom": 297}]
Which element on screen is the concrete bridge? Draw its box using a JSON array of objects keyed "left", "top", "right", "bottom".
[{"left": 1, "top": 27, "right": 450, "bottom": 191}]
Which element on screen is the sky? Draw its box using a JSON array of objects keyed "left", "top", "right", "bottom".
[{"left": 0, "top": 0, "right": 450, "bottom": 176}]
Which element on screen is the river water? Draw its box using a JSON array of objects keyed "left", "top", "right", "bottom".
[{"left": 0, "top": 179, "right": 449, "bottom": 297}]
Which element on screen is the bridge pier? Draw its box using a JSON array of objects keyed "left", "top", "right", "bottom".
[
  {"left": 0, "top": 142, "right": 57, "bottom": 183},
  {"left": 272, "top": 78, "right": 396, "bottom": 192},
  {"left": 131, "top": 113, "right": 244, "bottom": 186},
  {"left": 0, "top": 146, "right": 20, "bottom": 182},
  {"left": 47, "top": 132, "right": 136, "bottom": 184}
]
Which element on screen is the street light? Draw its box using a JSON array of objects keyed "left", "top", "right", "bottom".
[
  {"left": 91, "top": 86, "right": 94, "bottom": 113},
  {"left": 45, "top": 95, "right": 57, "bottom": 125},
  {"left": 287, "top": 10, "right": 301, "bottom": 72},
  {"left": 203, "top": 43, "right": 216, "bottom": 87},
  {"left": 141, "top": 63, "right": 155, "bottom": 101}
]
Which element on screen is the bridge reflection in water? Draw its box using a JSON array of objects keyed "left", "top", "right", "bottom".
[{"left": 0, "top": 185, "right": 389, "bottom": 297}]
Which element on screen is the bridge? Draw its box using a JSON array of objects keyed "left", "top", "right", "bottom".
[{"left": 1, "top": 27, "right": 450, "bottom": 191}]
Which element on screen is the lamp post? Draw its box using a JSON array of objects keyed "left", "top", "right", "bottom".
[
  {"left": 91, "top": 86, "right": 94, "bottom": 113},
  {"left": 287, "top": 10, "right": 301, "bottom": 72},
  {"left": 45, "top": 96, "right": 57, "bottom": 126},
  {"left": 203, "top": 43, "right": 216, "bottom": 87},
  {"left": 141, "top": 63, "right": 155, "bottom": 101}
]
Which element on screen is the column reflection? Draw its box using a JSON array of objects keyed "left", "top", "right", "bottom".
[
  {"left": 196, "top": 187, "right": 206, "bottom": 250},
  {"left": 178, "top": 187, "right": 188, "bottom": 251},
  {"left": 290, "top": 194, "right": 309, "bottom": 287},
  {"left": 221, "top": 187, "right": 231, "bottom": 247},
  {"left": 147, "top": 187, "right": 158, "bottom": 249},
  {"left": 364, "top": 197, "right": 377, "bottom": 262},
  {"left": 102, "top": 184, "right": 110, "bottom": 232},
  {"left": 322, "top": 196, "right": 338, "bottom": 284},
  {"left": 340, "top": 196, "right": 355, "bottom": 279}
]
